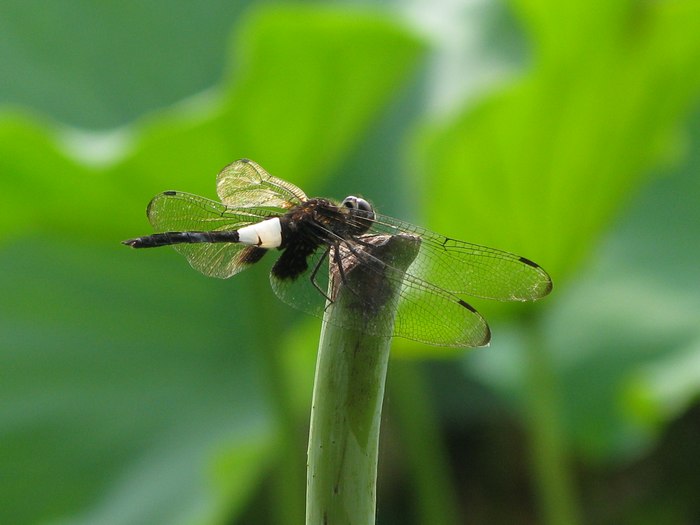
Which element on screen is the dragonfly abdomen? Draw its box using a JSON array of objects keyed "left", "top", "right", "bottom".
[
  {"left": 123, "top": 216, "right": 285, "bottom": 249},
  {"left": 237, "top": 218, "right": 282, "bottom": 248},
  {"left": 122, "top": 230, "right": 240, "bottom": 248}
]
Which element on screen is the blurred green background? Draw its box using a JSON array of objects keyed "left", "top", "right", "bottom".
[{"left": 1, "top": 1, "right": 699, "bottom": 524}]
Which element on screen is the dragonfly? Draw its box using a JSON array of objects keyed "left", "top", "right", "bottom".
[{"left": 123, "top": 159, "right": 552, "bottom": 347}]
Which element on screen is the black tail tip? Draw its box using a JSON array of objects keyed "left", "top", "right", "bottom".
[{"left": 122, "top": 238, "right": 139, "bottom": 248}]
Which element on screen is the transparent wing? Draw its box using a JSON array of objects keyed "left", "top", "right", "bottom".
[
  {"left": 369, "top": 213, "right": 552, "bottom": 301},
  {"left": 146, "top": 191, "right": 277, "bottom": 279},
  {"left": 216, "top": 159, "right": 307, "bottom": 208},
  {"left": 269, "top": 246, "right": 330, "bottom": 321},
  {"left": 392, "top": 263, "right": 490, "bottom": 347},
  {"left": 270, "top": 235, "right": 490, "bottom": 347}
]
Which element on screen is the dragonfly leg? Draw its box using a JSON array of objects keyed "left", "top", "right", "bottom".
[
  {"left": 333, "top": 241, "right": 368, "bottom": 300},
  {"left": 310, "top": 246, "right": 333, "bottom": 303},
  {"left": 352, "top": 236, "right": 375, "bottom": 248}
]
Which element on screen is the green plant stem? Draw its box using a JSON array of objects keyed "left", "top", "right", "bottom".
[
  {"left": 521, "top": 311, "right": 581, "bottom": 525},
  {"left": 306, "top": 234, "right": 419, "bottom": 525},
  {"left": 389, "top": 360, "right": 463, "bottom": 525}
]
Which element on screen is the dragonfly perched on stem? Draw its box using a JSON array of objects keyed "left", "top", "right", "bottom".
[{"left": 123, "top": 159, "right": 552, "bottom": 347}]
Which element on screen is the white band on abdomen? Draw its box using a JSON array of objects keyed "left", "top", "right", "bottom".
[{"left": 237, "top": 218, "right": 282, "bottom": 248}]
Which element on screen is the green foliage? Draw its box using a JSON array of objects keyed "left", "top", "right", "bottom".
[
  {"left": 421, "top": 1, "right": 700, "bottom": 281},
  {"left": 0, "top": 5, "right": 424, "bottom": 524},
  {"left": 412, "top": 0, "right": 700, "bottom": 461},
  {"left": 1, "top": 0, "right": 700, "bottom": 524},
  {"left": 0, "top": 0, "right": 253, "bottom": 130},
  {"left": 407, "top": 0, "right": 700, "bottom": 522}
]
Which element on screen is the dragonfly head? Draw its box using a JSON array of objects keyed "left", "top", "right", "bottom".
[{"left": 341, "top": 196, "right": 375, "bottom": 234}]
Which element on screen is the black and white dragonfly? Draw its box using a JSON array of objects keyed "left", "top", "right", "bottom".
[{"left": 123, "top": 159, "right": 552, "bottom": 347}]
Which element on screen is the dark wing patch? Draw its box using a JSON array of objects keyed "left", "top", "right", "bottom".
[{"left": 239, "top": 246, "right": 268, "bottom": 265}]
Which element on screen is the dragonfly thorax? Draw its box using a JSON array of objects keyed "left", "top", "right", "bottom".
[{"left": 279, "top": 197, "right": 374, "bottom": 247}]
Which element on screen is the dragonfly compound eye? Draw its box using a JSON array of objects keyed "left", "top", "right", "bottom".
[{"left": 342, "top": 196, "right": 375, "bottom": 220}]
